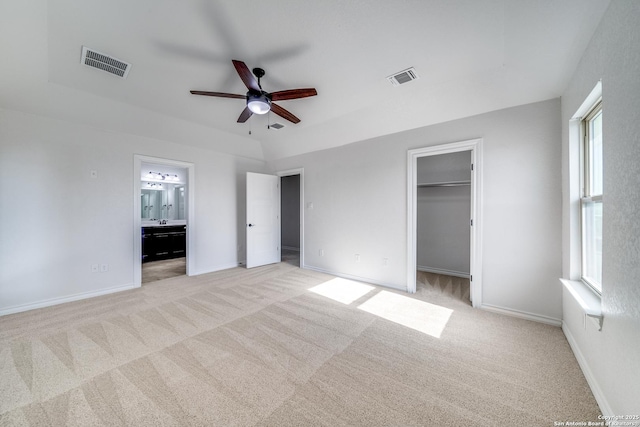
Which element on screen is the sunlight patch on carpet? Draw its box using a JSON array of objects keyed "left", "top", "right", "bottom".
[
  {"left": 308, "top": 278, "right": 375, "bottom": 304},
  {"left": 357, "top": 291, "right": 453, "bottom": 338}
]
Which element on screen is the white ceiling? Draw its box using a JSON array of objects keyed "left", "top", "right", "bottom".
[{"left": 1, "top": 0, "right": 609, "bottom": 161}]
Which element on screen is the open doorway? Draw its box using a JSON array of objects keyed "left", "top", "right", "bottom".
[
  {"left": 141, "top": 163, "right": 188, "bottom": 283},
  {"left": 416, "top": 151, "right": 472, "bottom": 303},
  {"left": 407, "top": 139, "right": 483, "bottom": 306},
  {"left": 278, "top": 169, "right": 304, "bottom": 268},
  {"left": 280, "top": 174, "right": 300, "bottom": 267},
  {"left": 133, "top": 155, "right": 195, "bottom": 287}
]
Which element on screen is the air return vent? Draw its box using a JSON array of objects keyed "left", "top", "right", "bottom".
[
  {"left": 387, "top": 67, "right": 419, "bottom": 86},
  {"left": 270, "top": 123, "right": 285, "bottom": 130},
  {"left": 81, "top": 46, "right": 131, "bottom": 78}
]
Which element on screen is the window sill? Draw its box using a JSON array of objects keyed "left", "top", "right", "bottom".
[{"left": 560, "top": 279, "right": 603, "bottom": 330}]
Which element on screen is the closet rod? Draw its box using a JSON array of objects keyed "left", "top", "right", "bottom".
[{"left": 417, "top": 180, "right": 471, "bottom": 188}]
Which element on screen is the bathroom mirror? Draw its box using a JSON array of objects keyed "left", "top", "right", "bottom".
[{"left": 141, "top": 184, "right": 185, "bottom": 220}]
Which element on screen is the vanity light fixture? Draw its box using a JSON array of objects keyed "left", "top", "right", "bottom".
[{"left": 145, "top": 171, "right": 182, "bottom": 183}]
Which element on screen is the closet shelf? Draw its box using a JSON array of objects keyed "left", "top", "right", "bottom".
[{"left": 417, "top": 180, "right": 471, "bottom": 188}]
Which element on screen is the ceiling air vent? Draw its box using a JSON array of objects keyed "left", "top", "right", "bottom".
[
  {"left": 80, "top": 46, "right": 131, "bottom": 79},
  {"left": 387, "top": 67, "right": 419, "bottom": 86},
  {"left": 270, "top": 123, "right": 285, "bottom": 130}
]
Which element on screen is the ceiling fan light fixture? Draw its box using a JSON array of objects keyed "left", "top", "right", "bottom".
[{"left": 247, "top": 93, "right": 271, "bottom": 115}]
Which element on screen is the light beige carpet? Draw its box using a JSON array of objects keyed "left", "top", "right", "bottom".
[{"left": 0, "top": 263, "right": 600, "bottom": 426}]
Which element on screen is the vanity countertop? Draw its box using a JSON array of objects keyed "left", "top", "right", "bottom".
[{"left": 142, "top": 221, "right": 186, "bottom": 228}]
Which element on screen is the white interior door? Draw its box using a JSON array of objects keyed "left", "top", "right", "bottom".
[{"left": 246, "top": 172, "right": 281, "bottom": 268}]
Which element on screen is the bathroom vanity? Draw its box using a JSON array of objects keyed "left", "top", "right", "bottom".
[{"left": 141, "top": 225, "right": 186, "bottom": 263}]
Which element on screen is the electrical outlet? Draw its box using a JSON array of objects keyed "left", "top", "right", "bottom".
[
  {"left": 91, "top": 264, "right": 99, "bottom": 273},
  {"left": 355, "top": 254, "right": 360, "bottom": 262},
  {"left": 319, "top": 249, "right": 324, "bottom": 257},
  {"left": 383, "top": 258, "right": 389, "bottom": 266},
  {"left": 100, "top": 264, "right": 108, "bottom": 272}
]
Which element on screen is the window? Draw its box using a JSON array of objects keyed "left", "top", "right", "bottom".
[{"left": 581, "top": 100, "right": 603, "bottom": 293}]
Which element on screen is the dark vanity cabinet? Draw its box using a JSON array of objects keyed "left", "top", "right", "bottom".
[{"left": 142, "top": 225, "right": 186, "bottom": 263}]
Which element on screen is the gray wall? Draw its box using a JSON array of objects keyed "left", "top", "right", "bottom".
[
  {"left": 561, "top": 1, "right": 640, "bottom": 415},
  {"left": 417, "top": 150, "right": 471, "bottom": 184},
  {"left": 417, "top": 186, "right": 471, "bottom": 276},
  {"left": 281, "top": 175, "right": 300, "bottom": 250},
  {"left": 0, "top": 108, "right": 266, "bottom": 313},
  {"left": 268, "top": 98, "right": 562, "bottom": 321}
]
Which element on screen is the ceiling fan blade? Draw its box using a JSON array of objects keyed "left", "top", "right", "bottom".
[
  {"left": 270, "top": 103, "right": 301, "bottom": 124},
  {"left": 237, "top": 106, "right": 253, "bottom": 123},
  {"left": 270, "top": 88, "right": 317, "bottom": 101},
  {"left": 232, "top": 60, "right": 260, "bottom": 92},
  {"left": 190, "top": 90, "right": 245, "bottom": 99}
]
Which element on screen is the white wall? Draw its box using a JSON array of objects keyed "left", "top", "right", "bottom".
[
  {"left": 561, "top": 1, "right": 640, "bottom": 415},
  {"left": 268, "top": 98, "right": 562, "bottom": 321},
  {"left": 0, "top": 108, "right": 266, "bottom": 314}
]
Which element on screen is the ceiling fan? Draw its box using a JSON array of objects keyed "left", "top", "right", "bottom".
[{"left": 190, "top": 60, "right": 317, "bottom": 124}]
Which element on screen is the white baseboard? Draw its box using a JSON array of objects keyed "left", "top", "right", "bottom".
[
  {"left": 417, "top": 265, "right": 470, "bottom": 279},
  {"left": 480, "top": 303, "right": 562, "bottom": 327},
  {"left": 1, "top": 261, "right": 245, "bottom": 317},
  {"left": 562, "top": 322, "right": 612, "bottom": 416},
  {"left": 0, "top": 283, "right": 138, "bottom": 317},
  {"left": 302, "top": 265, "right": 406, "bottom": 292}
]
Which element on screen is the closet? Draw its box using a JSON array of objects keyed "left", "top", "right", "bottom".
[{"left": 416, "top": 150, "right": 471, "bottom": 278}]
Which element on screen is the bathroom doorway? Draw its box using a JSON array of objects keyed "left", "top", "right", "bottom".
[{"left": 133, "top": 155, "right": 195, "bottom": 287}]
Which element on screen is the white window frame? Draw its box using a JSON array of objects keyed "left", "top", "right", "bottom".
[{"left": 580, "top": 99, "right": 603, "bottom": 294}]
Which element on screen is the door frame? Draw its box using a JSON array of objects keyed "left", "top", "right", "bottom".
[
  {"left": 407, "top": 139, "right": 483, "bottom": 307},
  {"left": 277, "top": 168, "right": 304, "bottom": 268},
  {"left": 133, "top": 155, "right": 195, "bottom": 287}
]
